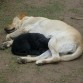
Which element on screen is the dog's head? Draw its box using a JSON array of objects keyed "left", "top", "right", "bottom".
[{"left": 4, "top": 13, "right": 26, "bottom": 33}]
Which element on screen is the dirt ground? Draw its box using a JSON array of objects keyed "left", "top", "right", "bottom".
[{"left": 0, "top": 0, "right": 83, "bottom": 83}]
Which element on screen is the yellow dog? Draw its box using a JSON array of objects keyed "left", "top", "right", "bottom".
[{"left": 3, "top": 14, "right": 83, "bottom": 65}]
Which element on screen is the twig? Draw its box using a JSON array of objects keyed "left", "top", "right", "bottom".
[{"left": 71, "top": 17, "right": 83, "bottom": 20}]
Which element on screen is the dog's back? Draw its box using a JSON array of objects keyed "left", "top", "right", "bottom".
[{"left": 11, "top": 33, "right": 49, "bottom": 56}]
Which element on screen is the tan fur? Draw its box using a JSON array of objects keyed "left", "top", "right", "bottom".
[{"left": 17, "top": 13, "right": 27, "bottom": 20}]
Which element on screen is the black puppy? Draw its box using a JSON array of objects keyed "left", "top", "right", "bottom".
[{"left": 11, "top": 33, "right": 49, "bottom": 56}]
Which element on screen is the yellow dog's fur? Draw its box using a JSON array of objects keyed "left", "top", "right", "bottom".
[{"left": 4, "top": 14, "right": 83, "bottom": 65}]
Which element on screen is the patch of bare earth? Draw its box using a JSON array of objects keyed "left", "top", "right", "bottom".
[
  {"left": 0, "top": 0, "right": 83, "bottom": 83},
  {"left": 23, "top": 0, "right": 50, "bottom": 7}
]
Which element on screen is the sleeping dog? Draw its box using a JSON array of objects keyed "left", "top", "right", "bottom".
[
  {"left": 1, "top": 14, "right": 83, "bottom": 65},
  {"left": 11, "top": 33, "right": 49, "bottom": 56}
]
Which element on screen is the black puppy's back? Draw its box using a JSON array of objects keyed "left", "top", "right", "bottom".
[{"left": 11, "top": 33, "right": 49, "bottom": 56}]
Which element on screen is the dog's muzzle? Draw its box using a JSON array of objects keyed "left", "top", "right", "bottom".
[{"left": 4, "top": 27, "right": 15, "bottom": 34}]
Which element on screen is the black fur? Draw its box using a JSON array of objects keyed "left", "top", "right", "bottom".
[{"left": 11, "top": 33, "right": 49, "bottom": 56}]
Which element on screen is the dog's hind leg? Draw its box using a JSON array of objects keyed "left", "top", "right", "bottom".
[
  {"left": 36, "top": 37, "right": 61, "bottom": 65},
  {"left": 60, "top": 45, "right": 82, "bottom": 61},
  {"left": 36, "top": 51, "right": 60, "bottom": 65},
  {"left": 17, "top": 50, "right": 51, "bottom": 64}
]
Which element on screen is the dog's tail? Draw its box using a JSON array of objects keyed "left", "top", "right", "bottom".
[{"left": 60, "top": 45, "right": 83, "bottom": 61}]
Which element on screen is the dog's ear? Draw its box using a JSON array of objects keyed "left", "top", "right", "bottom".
[{"left": 18, "top": 13, "right": 27, "bottom": 20}]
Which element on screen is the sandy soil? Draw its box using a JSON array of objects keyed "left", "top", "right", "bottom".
[{"left": 0, "top": 0, "right": 83, "bottom": 83}]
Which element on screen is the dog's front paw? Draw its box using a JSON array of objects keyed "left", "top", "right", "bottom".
[
  {"left": 17, "top": 58, "right": 28, "bottom": 64},
  {"left": 6, "top": 34, "right": 11, "bottom": 41},
  {"left": 0, "top": 43, "right": 8, "bottom": 50}
]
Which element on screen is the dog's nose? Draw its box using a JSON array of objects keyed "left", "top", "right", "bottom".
[
  {"left": 4, "top": 27, "right": 9, "bottom": 32},
  {"left": 4, "top": 27, "right": 8, "bottom": 30}
]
